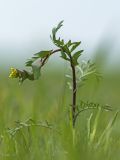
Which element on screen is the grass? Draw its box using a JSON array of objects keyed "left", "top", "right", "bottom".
[{"left": 0, "top": 66, "right": 120, "bottom": 160}]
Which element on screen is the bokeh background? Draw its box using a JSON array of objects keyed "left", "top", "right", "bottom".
[
  {"left": 0, "top": 0, "right": 120, "bottom": 69},
  {"left": 0, "top": 1, "right": 120, "bottom": 160}
]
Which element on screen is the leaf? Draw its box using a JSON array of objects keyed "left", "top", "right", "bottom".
[
  {"left": 60, "top": 51, "right": 70, "bottom": 61},
  {"left": 54, "top": 39, "right": 64, "bottom": 46},
  {"left": 51, "top": 20, "right": 64, "bottom": 41},
  {"left": 72, "top": 50, "right": 83, "bottom": 66},
  {"left": 67, "top": 40, "right": 72, "bottom": 47},
  {"left": 73, "top": 50, "right": 83, "bottom": 60},
  {"left": 26, "top": 57, "right": 38, "bottom": 67},
  {"left": 34, "top": 50, "right": 52, "bottom": 58},
  {"left": 62, "top": 45, "right": 70, "bottom": 54},
  {"left": 32, "top": 59, "right": 41, "bottom": 80},
  {"left": 26, "top": 50, "right": 52, "bottom": 67},
  {"left": 52, "top": 28, "right": 56, "bottom": 38},
  {"left": 70, "top": 41, "right": 81, "bottom": 52},
  {"left": 26, "top": 60, "right": 33, "bottom": 67},
  {"left": 55, "top": 20, "right": 64, "bottom": 33}
]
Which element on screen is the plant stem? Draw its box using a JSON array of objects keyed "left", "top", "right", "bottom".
[
  {"left": 51, "top": 49, "right": 62, "bottom": 54},
  {"left": 40, "top": 49, "right": 61, "bottom": 67},
  {"left": 41, "top": 49, "right": 77, "bottom": 127},
  {"left": 71, "top": 63, "right": 77, "bottom": 127},
  {"left": 69, "top": 55, "right": 77, "bottom": 128},
  {"left": 53, "top": 49, "right": 77, "bottom": 127}
]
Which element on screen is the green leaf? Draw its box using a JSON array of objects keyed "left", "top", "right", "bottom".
[
  {"left": 70, "top": 41, "right": 81, "bottom": 52},
  {"left": 73, "top": 50, "right": 83, "bottom": 60},
  {"left": 26, "top": 57, "right": 37, "bottom": 67},
  {"left": 60, "top": 51, "right": 70, "bottom": 61},
  {"left": 26, "top": 60, "right": 33, "bottom": 67},
  {"left": 72, "top": 59, "right": 79, "bottom": 66},
  {"left": 26, "top": 51, "right": 51, "bottom": 67},
  {"left": 54, "top": 39, "right": 64, "bottom": 46},
  {"left": 34, "top": 50, "right": 52, "bottom": 58},
  {"left": 32, "top": 59, "right": 41, "bottom": 80},
  {"left": 51, "top": 20, "right": 64, "bottom": 41},
  {"left": 55, "top": 20, "right": 64, "bottom": 33},
  {"left": 72, "top": 50, "right": 83, "bottom": 66},
  {"left": 52, "top": 28, "right": 56, "bottom": 38},
  {"left": 62, "top": 45, "right": 70, "bottom": 54},
  {"left": 67, "top": 40, "right": 72, "bottom": 47}
]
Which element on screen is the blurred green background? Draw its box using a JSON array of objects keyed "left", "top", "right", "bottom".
[
  {"left": 0, "top": 48, "right": 120, "bottom": 159},
  {"left": 0, "top": 0, "right": 120, "bottom": 159}
]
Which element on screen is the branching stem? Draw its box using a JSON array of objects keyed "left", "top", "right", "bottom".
[{"left": 40, "top": 49, "right": 61, "bottom": 68}]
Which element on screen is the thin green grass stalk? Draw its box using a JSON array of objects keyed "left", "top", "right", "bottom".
[
  {"left": 89, "top": 107, "right": 101, "bottom": 144},
  {"left": 72, "top": 127, "right": 76, "bottom": 146},
  {"left": 96, "top": 111, "right": 120, "bottom": 149},
  {"left": 14, "top": 139, "right": 18, "bottom": 156},
  {"left": 87, "top": 113, "right": 93, "bottom": 142},
  {"left": 20, "top": 130, "right": 30, "bottom": 152}
]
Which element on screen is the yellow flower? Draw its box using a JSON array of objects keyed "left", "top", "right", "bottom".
[{"left": 9, "top": 67, "right": 19, "bottom": 78}]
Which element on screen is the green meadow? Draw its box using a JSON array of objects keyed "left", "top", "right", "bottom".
[{"left": 0, "top": 60, "right": 120, "bottom": 160}]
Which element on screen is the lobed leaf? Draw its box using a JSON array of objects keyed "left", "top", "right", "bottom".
[
  {"left": 70, "top": 41, "right": 81, "bottom": 52},
  {"left": 60, "top": 51, "right": 70, "bottom": 61},
  {"left": 72, "top": 50, "right": 83, "bottom": 66},
  {"left": 51, "top": 20, "right": 64, "bottom": 41},
  {"left": 34, "top": 50, "right": 52, "bottom": 58}
]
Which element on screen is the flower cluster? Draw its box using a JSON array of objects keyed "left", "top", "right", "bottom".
[
  {"left": 9, "top": 67, "right": 34, "bottom": 84},
  {"left": 9, "top": 68, "right": 19, "bottom": 78}
]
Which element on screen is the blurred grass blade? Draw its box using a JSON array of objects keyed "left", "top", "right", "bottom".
[
  {"left": 96, "top": 111, "right": 120, "bottom": 148},
  {"left": 89, "top": 108, "right": 101, "bottom": 144},
  {"left": 87, "top": 113, "right": 93, "bottom": 141}
]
